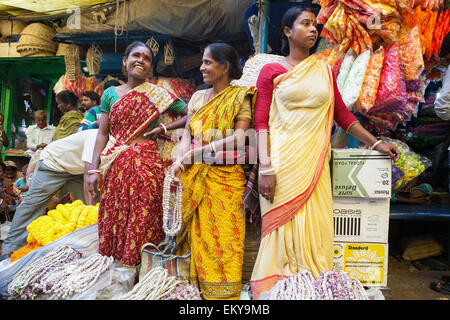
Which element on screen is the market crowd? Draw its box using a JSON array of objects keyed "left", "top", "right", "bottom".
[{"left": 0, "top": 5, "right": 449, "bottom": 301}]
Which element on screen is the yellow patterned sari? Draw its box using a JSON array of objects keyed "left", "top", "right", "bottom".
[
  {"left": 176, "top": 85, "right": 256, "bottom": 300},
  {"left": 250, "top": 56, "right": 335, "bottom": 299}
]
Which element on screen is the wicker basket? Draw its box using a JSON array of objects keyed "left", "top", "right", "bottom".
[
  {"left": 231, "top": 53, "right": 285, "bottom": 87},
  {"left": 86, "top": 44, "right": 102, "bottom": 75},
  {"left": 0, "top": 20, "right": 27, "bottom": 38},
  {"left": 16, "top": 23, "right": 57, "bottom": 57},
  {"left": 56, "top": 42, "right": 81, "bottom": 56}
]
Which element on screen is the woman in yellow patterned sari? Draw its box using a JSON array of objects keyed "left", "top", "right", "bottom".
[
  {"left": 250, "top": 6, "right": 400, "bottom": 299},
  {"left": 170, "top": 43, "right": 256, "bottom": 300}
]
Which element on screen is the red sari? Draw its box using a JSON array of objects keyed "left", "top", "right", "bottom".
[{"left": 98, "top": 82, "right": 180, "bottom": 266}]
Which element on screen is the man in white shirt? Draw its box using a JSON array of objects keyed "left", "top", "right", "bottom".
[
  {"left": 0, "top": 129, "right": 98, "bottom": 259},
  {"left": 25, "top": 110, "right": 55, "bottom": 157}
]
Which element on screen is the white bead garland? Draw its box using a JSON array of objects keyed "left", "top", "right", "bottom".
[
  {"left": 38, "top": 253, "right": 114, "bottom": 300},
  {"left": 162, "top": 174, "right": 182, "bottom": 236},
  {"left": 7, "top": 246, "right": 82, "bottom": 300},
  {"left": 120, "top": 266, "right": 180, "bottom": 300}
]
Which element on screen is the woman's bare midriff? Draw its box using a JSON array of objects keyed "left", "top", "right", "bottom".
[{"left": 128, "top": 125, "right": 155, "bottom": 146}]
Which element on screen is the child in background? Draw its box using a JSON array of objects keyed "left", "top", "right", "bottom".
[
  {"left": 4, "top": 161, "right": 18, "bottom": 183},
  {"left": 14, "top": 164, "right": 29, "bottom": 196}
]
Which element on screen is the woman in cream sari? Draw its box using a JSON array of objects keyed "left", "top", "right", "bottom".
[
  {"left": 250, "top": 6, "right": 400, "bottom": 298},
  {"left": 170, "top": 43, "right": 256, "bottom": 300}
]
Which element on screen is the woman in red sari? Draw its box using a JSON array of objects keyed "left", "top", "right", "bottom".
[{"left": 86, "top": 42, "right": 188, "bottom": 266}]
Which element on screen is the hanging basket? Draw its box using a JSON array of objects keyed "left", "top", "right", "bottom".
[
  {"left": 86, "top": 44, "right": 103, "bottom": 75},
  {"left": 64, "top": 44, "right": 81, "bottom": 81},
  {"left": 56, "top": 42, "right": 81, "bottom": 57},
  {"left": 146, "top": 37, "right": 160, "bottom": 57},
  {"left": 16, "top": 23, "right": 57, "bottom": 56},
  {"left": 0, "top": 20, "right": 27, "bottom": 38}
]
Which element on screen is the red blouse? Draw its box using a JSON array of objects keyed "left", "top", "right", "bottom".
[{"left": 254, "top": 63, "right": 358, "bottom": 133}]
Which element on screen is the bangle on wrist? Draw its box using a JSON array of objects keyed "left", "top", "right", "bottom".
[
  {"left": 87, "top": 169, "right": 101, "bottom": 175},
  {"left": 369, "top": 140, "right": 382, "bottom": 150},
  {"left": 172, "top": 161, "right": 185, "bottom": 172},
  {"left": 209, "top": 141, "right": 216, "bottom": 153},
  {"left": 259, "top": 167, "right": 275, "bottom": 175},
  {"left": 159, "top": 124, "right": 168, "bottom": 134}
]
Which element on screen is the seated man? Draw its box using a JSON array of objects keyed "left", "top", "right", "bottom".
[
  {"left": 25, "top": 110, "right": 55, "bottom": 157},
  {"left": 0, "top": 129, "right": 99, "bottom": 261}
]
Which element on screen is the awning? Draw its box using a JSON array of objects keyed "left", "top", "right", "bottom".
[{"left": 0, "top": 0, "right": 111, "bottom": 17}]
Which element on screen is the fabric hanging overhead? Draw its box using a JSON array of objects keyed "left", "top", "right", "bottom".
[{"left": 55, "top": 0, "right": 255, "bottom": 42}]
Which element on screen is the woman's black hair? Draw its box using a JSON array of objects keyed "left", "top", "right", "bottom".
[
  {"left": 55, "top": 90, "right": 78, "bottom": 107},
  {"left": 205, "top": 43, "right": 242, "bottom": 80},
  {"left": 124, "top": 41, "right": 154, "bottom": 62},
  {"left": 103, "top": 79, "right": 121, "bottom": 90},
  {"left": 280, "top": 6, "right": 315, "bottom": 56},
  {"left": 0, "top": 162, "right": 5, "bottom": 172}
]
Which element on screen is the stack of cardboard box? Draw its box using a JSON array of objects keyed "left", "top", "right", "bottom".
[{"left": 330, "top": 148, "right": 392, "bottom": 288}]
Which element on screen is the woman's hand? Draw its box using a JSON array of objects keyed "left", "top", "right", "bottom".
[
  {"left": 258, "top": 167, "right": 276, "bottom": 203},
  {"left": 85, "top": 173, "right": 101, "bottom": 205},
  {"left": 168, "top": 163, "right": 184, "bottom": 185},
  {"left": 143, "top": 126, "right": 163, "bottom": 140},
  {"left": 375, "top": 141, "right": 401, "bottom": 162}
]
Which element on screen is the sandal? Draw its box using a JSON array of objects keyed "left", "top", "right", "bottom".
[{"left": 430, "top": 282, "right": 450, "bottom": 295}]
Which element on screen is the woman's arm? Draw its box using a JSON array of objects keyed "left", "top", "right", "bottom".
[
  {"left": 144, "top": 104, "right": 188, "bottom": 140},
  {"left": 347, "top": 123, "right": 400, "bottom": 161},
  {"left": 85, "top": 112, "right": 109, "bottom": 202}
]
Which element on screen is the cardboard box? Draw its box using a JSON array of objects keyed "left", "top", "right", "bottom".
[
  {"left": 333, "top": 242, "right": 388, "bottom": 287},
  {"left": 331, "top": 148, "right": 392, "bottom": 198},
  {"left": 0, "top": 42, "right": 20, "bottom": 58},
  {"left": 333, "top": 197, "right": 390, "bottom": 243}
]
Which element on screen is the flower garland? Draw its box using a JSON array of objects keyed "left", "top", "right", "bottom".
[
  {"left": 162, "top": 281, "right": 203, "bottom": 300},
  {"left": 162, "top": 174, "right": 182, "bottom": 236},
  {"left": 7, "top": 246, "right": 82, "bottom": 300},
  {"left": 267, "top": 270, "right": 369, "bottom": 300},
  {"left": 120, "top": 266, "right": 180, "bottom": 300},
  {"left": 39, "top": 253, "right": 114, "bottom": 300}
]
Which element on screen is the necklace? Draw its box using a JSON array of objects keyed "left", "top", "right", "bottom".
[
  {"left": 162, "top": 174, "right": 182, "bottom": 236},
  {"left": 284, "top": 58, "right": 299, "bottom": 68}
]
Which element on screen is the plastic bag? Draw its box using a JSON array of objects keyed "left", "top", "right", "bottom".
[
  {"left": 372, "top": 43, "right": 407, "bottom": 113},
  {"left": 355, "top": 46, "right": 385, "bottom": 113},
  {"left": 70, "top": 263, "right": 136, "bottom": 300},
  {"left": 380, "top": 137, "right": 432, "bottom": 191},
  {"left": 399, "top": 26, "right": 424, "bottom": 81},
  {"left": 331, "top": 126, "right": 348, "bottom": 148},
  {"left": 337, "top": 49, "right": 357, "bottom": 94},
  {"left": 341, "top": 49, "right": 371, "bottom": 111},
  {"left": 365, "top": 288, "right": 385, "bottom": 300}
]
